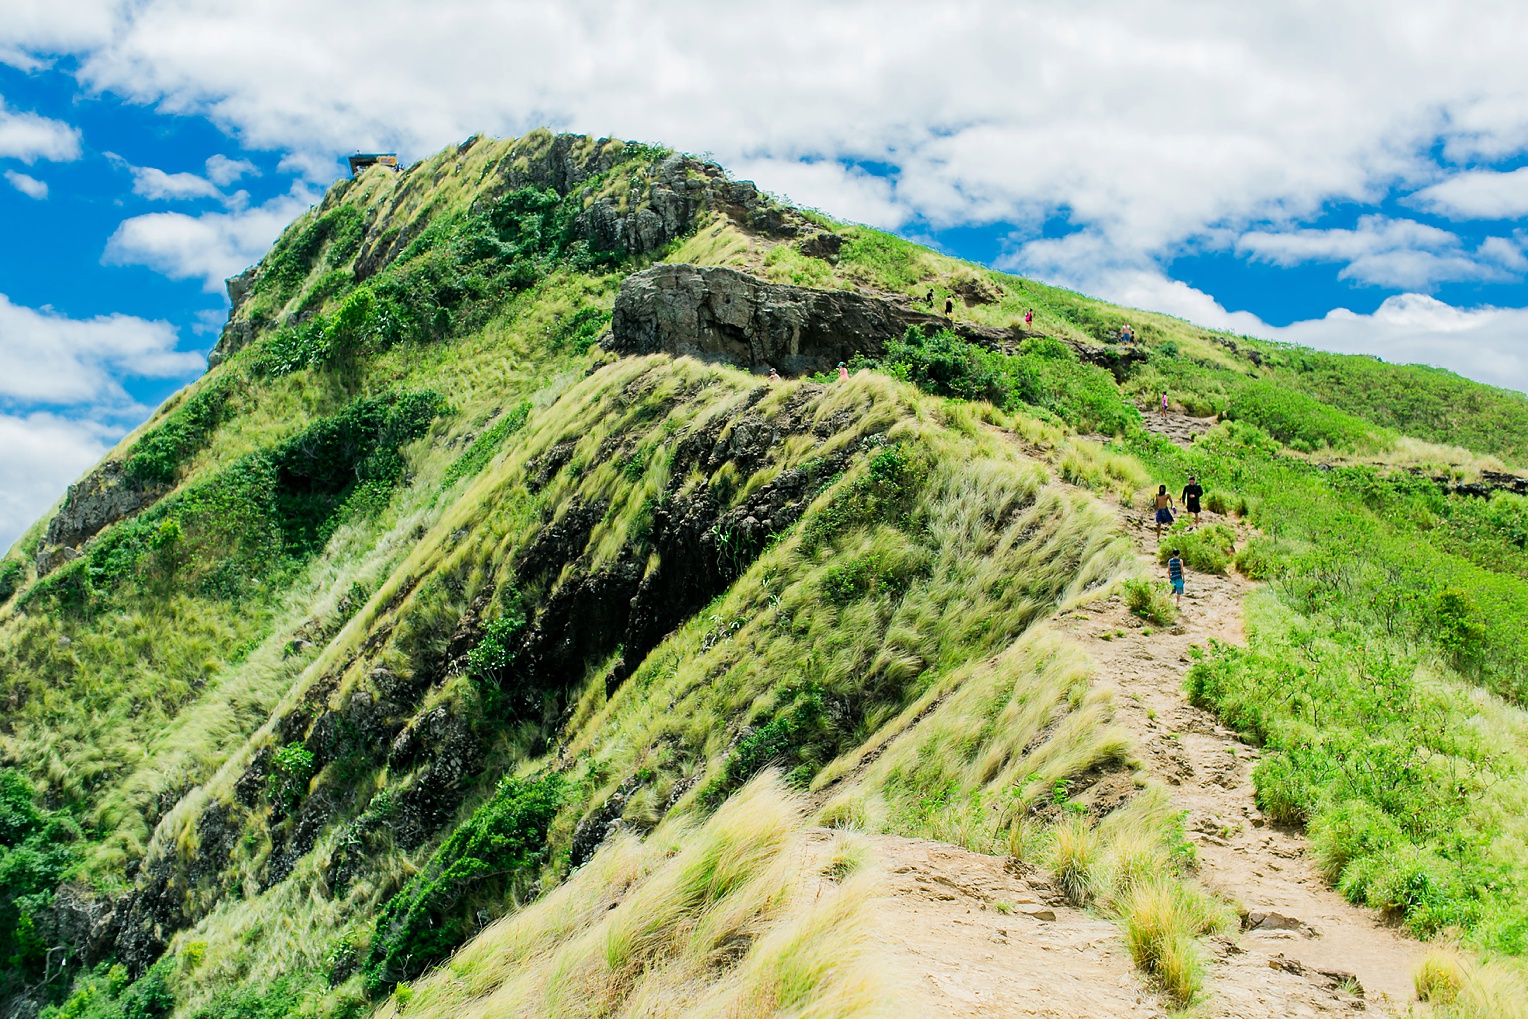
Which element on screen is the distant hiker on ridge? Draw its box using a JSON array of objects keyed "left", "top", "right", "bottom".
[
  {"left": 768, "top": 367, "right": 781, "bottom": 383},
  {"left": 926, "top": 288, "right": 935, "bottom": 306},
  {"left": 1024, "top": 309, "right": 1034, "bottom": 328},
  {"left": 1181, "top": 475, "right": 1204, "bottom": 527},
  {"left": 1160, "top": 391, "right": 1169, "bottom": 421},
  {"left": 1153, "top": 485, "right": 1176, "bottom": 539},
  {"left": 1167, "top": 548, "right": 1185, "bottom": 607},
  {"left": 1120, "top": 324, "right": 1135, "bottom": 343},
  {"left": 944, "top": 296, "right": 954, "bottom": 317},
  {"left": 837, "top": 361, "right": 849, "bottom": 382}
]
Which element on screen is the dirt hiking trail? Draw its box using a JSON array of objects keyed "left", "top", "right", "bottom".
[{"left": 845, "top": 432, "right": 1426, "bottom": 1016}]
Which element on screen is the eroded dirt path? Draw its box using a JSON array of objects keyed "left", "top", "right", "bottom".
[
  {"left": 865, "top": 834, "right": 1167, "bottom": 1018},
  {"left": 1060, "top": 507, "right": 1425, "bottom": 1015}
]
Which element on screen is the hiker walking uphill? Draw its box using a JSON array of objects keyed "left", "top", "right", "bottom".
[
  {"left": 1159, "top": 391, "right": 1169, "bottom": 422},
  {"left": 1166, "top": 547, "right": 1185, "bottom": 607},
  {"left": 1153, "top": 485, "right": 1176, "bottom": 539},
  {"left": 1181, "top": 475, "right": 1204, "bottom": 526}
]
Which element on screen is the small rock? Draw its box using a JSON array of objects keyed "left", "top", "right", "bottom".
[{"left": 1024, "top": 908, "right": 1057, "bottom": 921}]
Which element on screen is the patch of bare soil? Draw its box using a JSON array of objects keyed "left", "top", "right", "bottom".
[{"left": 865, "top": 834, "right": 1168, "bottom": 1018}]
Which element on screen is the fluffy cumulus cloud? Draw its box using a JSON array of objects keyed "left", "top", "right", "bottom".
[
  {"left": 1411, "top": 167, "right": 1528, "bottom": 220},
  {"left": 0, "top": 412, "right": 117, "bottom": 548},
  {"left": 4, "top": 169, "right": 47, "bottom": 198},
  {"left": 0, "top": 293, "right": 198, "bottom": 405},
  {"left": 0, "top": 291, "right": 202, "bottom": 548},
  {"left": 1235, "top": 216, "right": 1526, "bottom": 289},
  {"left": 103, "top": 184, "right": 318, "bottom": 292},
  {"left": 0, "top": 96, "right": 81, "bottom": 163},
  {"left": 27, "top": 2, "right": 1524, "bottom": 249}
]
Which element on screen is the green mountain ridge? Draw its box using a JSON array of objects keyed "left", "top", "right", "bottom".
[{"left": 1, "top": 129, "right": 1526, "bottom": 1018}]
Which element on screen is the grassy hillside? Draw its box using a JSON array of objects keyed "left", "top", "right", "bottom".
[{"left": 1, "top": 129, "right": 1526, "bottom": 1017}]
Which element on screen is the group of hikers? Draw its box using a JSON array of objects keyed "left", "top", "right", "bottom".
[{"left": 1154, "top": 475, "right": 1204, "bottom": 607}]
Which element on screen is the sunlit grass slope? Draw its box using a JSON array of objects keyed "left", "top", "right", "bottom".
[{"left": 0, "top": 127, "right": 1526, "bottom": 1019}]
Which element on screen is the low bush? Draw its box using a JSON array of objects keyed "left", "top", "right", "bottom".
[
  {"left": 0, "top": 769, "right": 83, "bottom": 999},
  {"left": 1227, "top": 380, "right": 1392, "bottom": 453},
  {"left": 1158, "top": 521, "right": 1236, "bottom": 575},
  {"left": 1119, "top": 879, "right": 1226, "bottom": 1006},
  {"left": 1123, "top": 578, "right": 1178, "bottom": 626},
  {"left": 1049, "top": 818, "right": 1101, "bottom": 905},
  {"left": 1414, "top": 949, "right": 1465, "bottom": 1004},
  {"left": 0, "top": 559, "right": 22, "bottom": 603},
  {"left": 124, "top": 379, "right": 233, "bottom": 486},
  {"left": 365, "top": 772, "right": 563, "bottom": 988}
]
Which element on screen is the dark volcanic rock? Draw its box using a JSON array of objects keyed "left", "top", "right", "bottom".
[
  {"left": 608, "top": 263, "right": 1008, "bottom": 375},
  {"left": 38, "top": 460, "right": 165, "bottom": 567}
]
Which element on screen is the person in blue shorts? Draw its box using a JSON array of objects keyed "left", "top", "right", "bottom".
[
  {"left": 1153, "top": 484, "right": 1176, "bottom": 539},
  {"left": 1167, "top": 548, "right": 1185, "bottom": 607}
]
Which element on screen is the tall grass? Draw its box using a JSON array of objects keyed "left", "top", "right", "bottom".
[{"left": 376, "top": 774, "right": 884, "bottom": 1019}]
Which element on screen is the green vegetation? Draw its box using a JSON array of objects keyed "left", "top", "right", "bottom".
[
  {"left": 856, "top": 329, "right": 1139, "bottom": 434},
  {"left": 365, "top": 773, "right": 562, "bottom": 987},
  {"left": 0, "top": 770, "right": 82, "bottom": 999},
  {"left": 3, "top": 130, "right": 1528, "bottom": 1019},
  {"left": 125, "top": 379, "right": 233, "bottom": 485}
]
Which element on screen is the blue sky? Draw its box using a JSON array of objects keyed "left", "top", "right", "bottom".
[{"left": 4, "top": 2, "right": 1528, "bottom": 549}]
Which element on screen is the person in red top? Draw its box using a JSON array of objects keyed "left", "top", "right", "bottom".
[
  {"left": 837, "top": 361, "right": 849, "bottom": 382},
  {"left": 1160, "top": 391, "right": 1169, "bottom": 421},
  {"left": 1024, "top": 309, "right": 1034, "bottom": 328}
]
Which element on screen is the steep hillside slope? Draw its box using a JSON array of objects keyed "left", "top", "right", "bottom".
[{"left": 2, "top": 130, "right": 1527, "bottom": 1018}]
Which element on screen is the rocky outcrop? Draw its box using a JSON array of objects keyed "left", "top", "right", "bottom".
[
  {"left": 607, "top": 263, "right": 1009, "bottom": 374},
  {"left": 37, "top": 461, "right": 164, "bottom": 573}
]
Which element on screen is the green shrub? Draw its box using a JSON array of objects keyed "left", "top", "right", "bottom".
[
  {"left": 1123, "top": 578, "right": 1178, "bottom": 625},
  {"left": 365, "top": 772, "right": 563, "bottom": 988},
  {"left": 1232, "top": 535, "right": 1289, "bottom": 580},
  {"left": 0, "top": 559, "right": 22, "bottom": 603},
  {"left": 0, "top": 769, "right": 83, "bottom": 998},
  {"left": 266, "top": 743, "right": 315, "bottom": 810},
  {"left": 1158, "top": 522, "right": 1235, "bottom": 574},
  {"left": 1227, "top": 380, "right": 1391, "bottom": 453},
  {"left": 124, "top": 379, "right": 233, "bottom": 486}
]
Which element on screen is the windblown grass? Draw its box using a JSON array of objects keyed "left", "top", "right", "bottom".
[{"left": 376, "top": 774, "right": 885, "bottom": 1019}]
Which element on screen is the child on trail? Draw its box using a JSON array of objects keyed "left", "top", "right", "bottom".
[
  {"left": 1153, "top": 485, "right": 1176, "bottom": 539},
  {"left": 1167, "top": 548, "right": 1185, "bottom": 607},
  {"left": 837, "top": 361, "right": 849, "bottom": 382},
  {"left": 1180, "top": 475, "right": 1203, "bottom": 527},
  {"left": 1159, "top": 391, "right": 1169, "bottom": 421}
]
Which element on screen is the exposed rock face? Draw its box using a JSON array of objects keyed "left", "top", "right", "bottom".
[
  {"left": 608, "top": 263, "right": 1008, "bottom": 375},
  {"left": 37, "top": 461, "right": 164, "bottom": 572}
]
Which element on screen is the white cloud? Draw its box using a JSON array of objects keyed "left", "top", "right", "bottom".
[
  {"left": 1411, "top": 167, "right": 1528, "bottom": 220},
  {"left": 0, "top": 292, "right": 199, "bottom": 405},
  {"left": 4, "top": 169, "right": 47, "bottom": 199},
  {"left": 0, "top": 96, "right": 81, "bottom": 163},
  {"left": 129, "top": 164, "right": 223, "bottom": 201},
  {"left": 0, "top": 412, "right": 120, "bottom": 553},
  {"left": 102, "top": 184, "right": 318, "bottom": 292},
  {"left": 1234, "top": 216, "right": 1525, "bottom": 289},
  {"left": 204, "top": 153, "right": 257, "bottom": 185},
  {"left": 13, "top": 2, "right": 1518, "bottom": 258}
]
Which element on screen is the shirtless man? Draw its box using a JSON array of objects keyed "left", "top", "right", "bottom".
[{"left": 1153, "top": 485, "right": 1176, "bottom": 539}]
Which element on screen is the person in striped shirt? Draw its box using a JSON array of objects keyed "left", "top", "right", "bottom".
[{"left": 1167, "top": 548, "right": 1185, "bottom": 607}]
